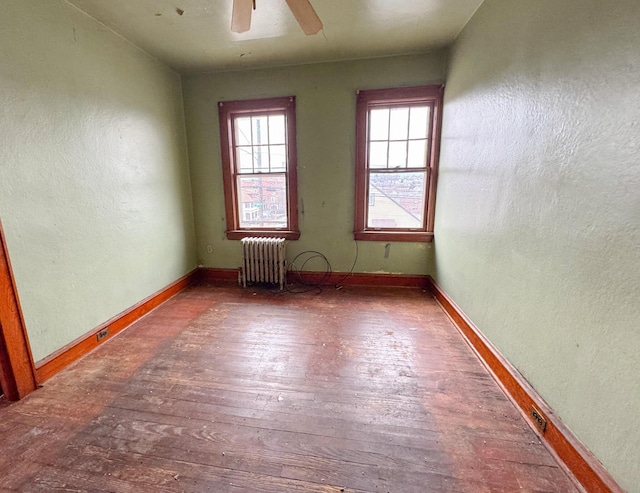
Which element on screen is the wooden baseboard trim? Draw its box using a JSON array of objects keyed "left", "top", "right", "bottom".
[
  {"left": 197, "top": 267, "right": 240, "bottom": 284},
  {"left": 35, "top": 270, "right": 198, "bottom": 383},
  {"left": 425, "top": 276, "right": 623, "bottom": 493},
  {"left": 288, "top": 270, "right": 430, "bottom": 288},
  {"left": 196, "top": 267, "right": 430, "bottom": 289}
]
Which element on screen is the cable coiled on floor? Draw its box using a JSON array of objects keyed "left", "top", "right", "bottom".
[{"left": 283, "top": 241, "right": 359, "bottom": 294}]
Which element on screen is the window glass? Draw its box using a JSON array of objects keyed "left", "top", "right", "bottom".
[
  {"left": 409, "top": 106, "right": 430, "bottom": 139},
  {"left": 236, "top": 146, "right": 253, "bottom": 173},
  {"left": 218, "top": 96, "right": 299, "bottom": 240},
  {"left": 389, "top": 107, "right": 409, "bottom": 140},
  {"left": 237, "top": 175, "right": 288, "bottom": 228},
  {"left": 388, "top": 141, "right": 407, "bottom": 168},
  {"left": 254, "top": 145, "right": 270, "bottom": 172},
  {"left": 369, "top": 108, "right": 389, "bottom": 141},
  {"left": 407, "top": 139, "right": 427, "bottom": 168},
  {"left": 369, "top": 141, "right": 388, "bottom": 169},
  {"left": 270, "top": 145, "right": 287, "bottom": 172},
  {"left": 354, "top": 86, "right": 443, "bottom": 241},
  {"left": 268, "top": 114, "right": 286, "bottom": 145},
  {"left": 367, "top": 172, "right": 426, "bottom": 229},
  {"left": 235, "top": 117, "right": 252, "bottom": 146},
  {"left": 251, "top": 115, "right": 268, "bottom": 146}
]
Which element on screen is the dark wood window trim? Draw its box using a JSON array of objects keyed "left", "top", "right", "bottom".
[
  {"left": 354, "top": 85, "right": 444, "bottom": 242},
  {"left": 218, "top": 96, "right": 300, "bottom": 241}
]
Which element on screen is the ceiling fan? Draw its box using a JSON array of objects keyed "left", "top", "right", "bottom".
[{"left": 231, "top": 0, "right": 323, "bottom": 35}]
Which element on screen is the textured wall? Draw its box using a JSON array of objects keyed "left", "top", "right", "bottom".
[
  {"left": 436, "top": 0, "right": 640, "bottom": 490},
  {"left": 183, "top": 54, "right": 446, "bottom": 274},
  {"left": 0, "top": 1, "right": 197, "bottom": 361}
]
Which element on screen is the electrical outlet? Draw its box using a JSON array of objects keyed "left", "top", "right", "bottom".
[
  {"left": 530, "top": 406, "right": 547, "bottom": 433},
  {"left": 96, "top": 329, "right": 109, "bottom": 342},
  {"left": 206, "top": 244, "right": 213, "bottom": 254}
]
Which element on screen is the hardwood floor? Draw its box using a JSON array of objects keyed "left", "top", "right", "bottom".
[{"left": 0, "top": 283, "right": 580, "bottom": 492}]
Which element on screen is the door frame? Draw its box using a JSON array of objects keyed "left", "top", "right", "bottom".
[{"left": 0, "top": 219, "right": 38, "bottom": 400}]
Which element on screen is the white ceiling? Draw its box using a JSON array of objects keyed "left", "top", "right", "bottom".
[{"left": 65, "top": 0, "right": 484, "bottom": 74}]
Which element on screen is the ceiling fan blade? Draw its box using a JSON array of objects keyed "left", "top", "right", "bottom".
[
  {"left": 284, "top": 0, "right": 323, "bottom": 35},
  {"left": 231, "top": 0, "right": 253, "bottom": 33}
]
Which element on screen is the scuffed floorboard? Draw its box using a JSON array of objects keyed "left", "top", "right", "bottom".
[{"left": 0, "top": 284, "right": 580, "bottom": 492}]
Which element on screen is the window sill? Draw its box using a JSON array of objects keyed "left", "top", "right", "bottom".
[
  {"left": 353, "top": 231, "right": 433, "bottom": 242},
  {"left": 226, "top": 230, "right": 300, "bottom": 241}
]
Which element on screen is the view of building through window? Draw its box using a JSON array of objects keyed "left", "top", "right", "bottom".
[
  {"left": 368, "top": 172, "right": 425, "bottom": 228},
  {"left": 233, "top": 113, "right": 288, "bottom": 228},
  {"left": 237, "top": 175, "right": 287, "bottom": 228}
]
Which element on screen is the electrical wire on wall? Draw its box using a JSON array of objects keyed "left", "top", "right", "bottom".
[
  {"left": 282, "top": 240, "right": 359, "bottom": 294},
  {"left": 332, "top": 239, "right": 359, "bottom": 288}
]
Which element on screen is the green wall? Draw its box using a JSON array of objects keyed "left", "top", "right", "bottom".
[
  {"left": 0, "top": 0, "right": 197, "bottom": 361},
  {"left": 7, "top": 1, "right": 635, "bottom": 486},
  {"left": 436, "top": 0, "right": 640, "bottom": 490},
  {"left": 182, "top": 53, "right": 447, "bottom": 275}
]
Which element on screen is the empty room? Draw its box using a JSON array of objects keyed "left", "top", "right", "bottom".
[{"left": 0, "top": 0, "right": 638, "bottom": 491}]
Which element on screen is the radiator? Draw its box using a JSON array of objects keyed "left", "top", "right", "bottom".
[{"left": 241, "top": 237, "right": 287, "bottom": 290}]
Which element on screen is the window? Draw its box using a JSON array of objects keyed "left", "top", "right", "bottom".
[
  {"left": 218, "top": 96, "right": 300, "bottom": 240},
  {"left": 354, "top": 86, "right": 444, "bottom": 242}
]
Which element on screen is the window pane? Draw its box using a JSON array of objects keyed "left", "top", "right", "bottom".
[
  {"left": 254, "top": 146, "right": 270, "bottom": 172},
  {"left": 367, "top": 171, "right": 425, "bottom": 229},
  {"left": 409, "top": 106, "right": 430, "bottom": 139},
  {"left": 236, "top": 146, "right": 253, "bottom": 173},
  {"left": 389, "top": 107, "right": 409, "bottom": 140},
  {"left": 235, "top": 117, "right": 252, "bottom": 146},
  {"left": 252, "top": 115, "right": 268, "bottom": 146},
  {"left": 237, "top": 175, "right": 288, "bottom": 228},
  {"left": 407, "top": 139, "right": 427, "bottom": 168},
  {"left": 388, "top": 141, "right": 407, "bottom": 168},
  {"left": 269, "top": 114, "right": 286, "bottom": 144},
  {"left": 369, "top": 108, "right": 389, "bottom": 141},
  {"left": 369, "top": 141, "right": 388, "bottom": 169},
  {"left": 270, "top": 145, "right": 287, "bottom": 172}
]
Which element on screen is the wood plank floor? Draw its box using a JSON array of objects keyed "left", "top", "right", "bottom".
[{"left": 0, "top": 283, "right": 580, "bottom": 492}]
